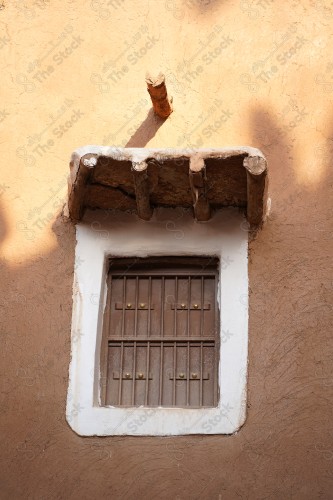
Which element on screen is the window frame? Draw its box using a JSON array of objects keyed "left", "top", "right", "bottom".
[{"left": 66, "top": 208, "right": 249, "bottom": 436}]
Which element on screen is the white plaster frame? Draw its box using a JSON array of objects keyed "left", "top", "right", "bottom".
[{"left": 66, "top": 208, "right": 248, "bottom": 436}]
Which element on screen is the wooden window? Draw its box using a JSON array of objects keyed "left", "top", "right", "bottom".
[{"left": 100, "top": 257, "right": 220, "bottom": 408}]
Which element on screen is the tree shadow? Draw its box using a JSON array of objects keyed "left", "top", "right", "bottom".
[
  {"left": 0, "top": 198, "right": 8, "bottom": 244},
  {"left": 245, "top": 105, "right": 333, "bottom": 457}
]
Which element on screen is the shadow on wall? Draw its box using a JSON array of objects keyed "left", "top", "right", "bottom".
[
  {"left": 125, "top": 108, "right": 167, "bottom": 147},
  {"left": 245, "top": 107, "right": 333, "bottom": 470},
  {"left": 249, "top": 105, "right": 297, "bottom": 217},
  {"left": 0, "top": 199, "right": 8, "bottom": 244},
  {"left": 181, "top": 0, "right": 223, "bottom": 12},
  {"left": 249, "top": 105, "right": 331, "bottom": 220}
]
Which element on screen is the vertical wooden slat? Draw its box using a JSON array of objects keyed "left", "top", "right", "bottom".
[
  {"left": 145, "top": 277, "right": 152, "bottom": 405},
  {"left": 186, "top": 276, "right": 191, "bottom": 406},
  {"left": 134, "top": 276, "right": 139, "bottom": 337},
  {"left": 187, "top": 276, "right": 191, "bottom": 337},
  {"left": 200, "top": 276, "right": 204, "bottom": 406},
  {"left": 121, "top": 277, "right": 126, "bottom": 338},
  {"left": 159, "top": 277, "right": 164, "bottom": 405},
  {"left": 200, "top": 276, "right": 204, "bottom": 335},
  {"left": 214, "top": 274, "right": 218, "bottom": 406},
  {"left": 132, "top": 277, "right": 139, "bottom": 405},
  {"left": 147, "top": 277, "right": 152, "bottom": 335},
  {"left": 118, "top": 277, "right": 126, "bottom": 405},
  {"left": 174, "top": 276, "right": 178, "bottom": 337},
  {"left": 200, "top": 342, "right": 203, "bottom": 407},
  {"left": 173, "top": 277, "right": 178, "bottom": 405},
  {"left": 173, "top": 342, "right": 177, "bottom": 406},
  {"left": 161, "top": 276, "right": 165, "bottom": 338}
]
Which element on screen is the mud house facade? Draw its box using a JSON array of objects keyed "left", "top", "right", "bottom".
[{"left": 1, "top": 1, "right": 332, "bottom": 498}]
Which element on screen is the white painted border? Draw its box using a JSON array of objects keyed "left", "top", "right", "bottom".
[{"left": 66, "top": 208, "right": 248, "bottom": 436}]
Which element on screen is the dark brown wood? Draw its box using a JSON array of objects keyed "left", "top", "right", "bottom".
[
  {"left": 243, "top": 155, "right": 268, "bottom": 225},
  {"left": 67, "top": 148, "right": 268, "bottom": 225},
  {"left": 131, "top": 161, "right": 153, "bottom": 220},
  {"left": 67, "top": 153, "right": 97, "bottom": 222},
  {"left": 189, "top": 156, "right": 211, "bottom": 221},
  {"left": 84, "top": 184, "right": 136, "bottom": 212},
  {"left": 169, "top": 372, "right": 210, "bottom": 380},
  {"left": 112, "top": 371, "right": 153, "bottom": 380},
  {"left": 101, "top": 257, "right": 219, "bottom": 408},
  {"left": 171, "top": 303, "right": 211, "bottom": 310},
  {"left": 146, "top": 73, "right": 173, "bottom": 118},
  {"left": 108, "top": 337, "right": 216, "bottom": 342},
  {"left": 115, "top": 302, "right": 154, "bottom": 310}
]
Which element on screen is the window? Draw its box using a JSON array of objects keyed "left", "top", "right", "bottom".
[
  {"left": 100, "top": 257, "right": 219, "bottom": 408},
  {"left": 66, "top": 145, "right": 268, "bottom": 435},
  {"left": 66, "top": 208, "right": 249, "bottom": 436}
]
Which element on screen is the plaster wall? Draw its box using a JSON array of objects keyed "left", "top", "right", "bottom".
[{"left": 0, "top": 0, "right": 332, "bottom": 498}]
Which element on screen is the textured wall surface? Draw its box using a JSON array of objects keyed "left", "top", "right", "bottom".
[{"left": 0, "top": 0, "right": 332, "bottom": 498}]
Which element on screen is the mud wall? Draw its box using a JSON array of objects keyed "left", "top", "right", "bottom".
[{"left": 0, "top": 1, "right": 332, "bottom": 498}]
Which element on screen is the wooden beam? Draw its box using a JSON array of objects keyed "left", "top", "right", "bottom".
[
  {"left": 189, "top": 156, "right": 211, "bottom": 221},
  {"left": 68, "top": 153, "right": 97, "bottom": 222},
  {"left": 132, "top": 161, "right": 153, "bottom": 220},
  {"left": 243, "top": 155, "right": 268, "bottom": 225},
  {"left": 146, "top": 72, "right": 173, "bottom": 119}
]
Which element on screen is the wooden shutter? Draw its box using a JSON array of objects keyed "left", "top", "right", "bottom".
[{"left": 100, "top": 257, "right": 219, "bottom": 408}]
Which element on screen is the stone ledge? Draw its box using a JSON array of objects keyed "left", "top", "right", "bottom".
[{"left": 67, "top": 146, "right": 268, "bottom": 225}]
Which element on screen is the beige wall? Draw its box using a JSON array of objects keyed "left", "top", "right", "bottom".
[{"left": 1, "top": 0, "right": 332, "bottom": 498}]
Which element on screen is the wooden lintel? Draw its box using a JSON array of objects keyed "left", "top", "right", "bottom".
[
  {"left": 67, "top": 147, "right": 268, "bottom": 226},
  {"left": 243, "top": 156, "right": 268, "bottom": 225},
  {"left": 189, "top": 156, "right": 211, "bottom": 221},
  {"left": 131, "top": 161, "right": 153, "bottom": 221},
  {"left": 68, "top": 153, "right": 98, "bottom": 222}
]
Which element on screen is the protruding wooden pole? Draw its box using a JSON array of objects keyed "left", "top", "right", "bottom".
[
  {"left": 189, "top": 156, "right": 211, "bottom": 221},
  {"left": 146, "top": 72, "right": 173, "bottom": 118},
  {"left": 132, "top": 161, "right": 153, "bottom": 220},
  {"left": 68, "top": 153, "right": 97, "bottom": 221},
  {"left": 243, "top": 155, "right": 268, "bottom": 225}
]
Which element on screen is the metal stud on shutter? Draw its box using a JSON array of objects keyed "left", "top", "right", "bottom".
[{"left": 101, "top": 257, "right": 219, "bottom": 408}]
